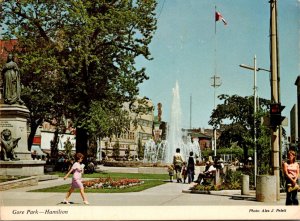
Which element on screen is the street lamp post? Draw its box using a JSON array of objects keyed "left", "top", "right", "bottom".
[
  {"left": 211, "top": 75, "right": 222, "bottom": 157},
  {"left": 239, "top": 55, "right": 270, "bottom": 187}
]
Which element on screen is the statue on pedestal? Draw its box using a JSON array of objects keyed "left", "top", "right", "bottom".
[
  {"left": 1, "top": 53, "right": 24, "bottom": 105},
  {"left": 0, "top": 129, "right": 21, "bottom": 161}
]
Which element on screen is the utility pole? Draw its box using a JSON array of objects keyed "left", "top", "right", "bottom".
[
  {"left": 253, "top": 55, "right": 258, "bottom": 188},
  {"left": 270, "top": 0, "right": 280, "bottom": 201}
]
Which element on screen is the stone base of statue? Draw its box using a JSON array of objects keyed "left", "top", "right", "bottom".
[
  {"left": 0, "top": 104, "right": 31, "bottom": 160},
  {"left": 0, "top": 160, "right": 45, "bottom": 176},
  {"left": 0, "top": 104, "right": 45, "bottom": 176}
]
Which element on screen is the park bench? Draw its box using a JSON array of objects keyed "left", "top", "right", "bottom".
[{"left": 202, "top": 169, "right": 223, "bottom": 186}]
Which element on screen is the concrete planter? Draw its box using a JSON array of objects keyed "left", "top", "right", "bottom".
[
  {"left": 241, "top": 174, "right": 250, "bottom": 195},
  {"left": 256, "top": 175, "right": 276, "bottom": 202}
]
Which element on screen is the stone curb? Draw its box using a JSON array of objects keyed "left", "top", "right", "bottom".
[
  {"left": 182, "top": 189, "right": 287, "bottom": 200},
  {"left": 0, "top": 176, "right": 38, "bottom": 191}
]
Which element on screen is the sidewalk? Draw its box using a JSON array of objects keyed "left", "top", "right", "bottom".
[
  {"left": 1, "top": 168, "right": 298, "bottom": 221},
  {"left": 0, "top": 175, "right": 286, "bottom": 207}
]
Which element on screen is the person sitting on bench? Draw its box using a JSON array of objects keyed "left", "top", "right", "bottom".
[{"left": 194, "top": 160, "right": 216, "bottom": 185}]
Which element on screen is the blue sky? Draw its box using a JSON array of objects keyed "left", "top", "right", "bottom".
[{"left": 137, "top": 0, "right": 300, "bottom": 136}]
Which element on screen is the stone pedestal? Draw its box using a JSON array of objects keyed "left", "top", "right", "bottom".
[
  {"left": 0, "top": 104, "right": 31, "bottom": 160},
  {"left": 0, "top": 104, "right": 45, "bottom": 177},
  {"left": 256, "top": 175, "right": 276, "bottom": 202},
  {"left": 0, "top": 160, "right": 45, "bottom": 176}
]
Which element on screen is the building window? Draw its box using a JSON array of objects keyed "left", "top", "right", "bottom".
[
  {"left": 139, "top": 132, "right": 152, "bottom": 140},
  {"left": 138, "top": 119, "right": 152, "bottom": 127},
  {"left": 129, "top": 132, "right": 135, "bottom": 140}
]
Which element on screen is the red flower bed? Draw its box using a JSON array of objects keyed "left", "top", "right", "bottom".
[{"left": 82, "top": 177, "right": 144, "bottom": 189}]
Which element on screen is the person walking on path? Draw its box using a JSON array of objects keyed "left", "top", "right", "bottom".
[
  {"left": 187, "top": 151, "right": 195, "bottom": 184},
  {"left": 63, "top": 152, "right": 89, "bottom": 205},
  {"left": 173, "top": 148, "right": 184, "bottom": 183},
  {"left": 282, "top": 150, "right": 299, "bottom": 205},
  {"left": 181, "top": 162, "right": 188, "bottom": 183},
  {"left": 167, "top": 164, "right": 174, "bottom": 182}
]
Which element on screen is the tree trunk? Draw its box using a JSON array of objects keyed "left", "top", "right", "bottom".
[
  {"left": 50, "top": 128, "right": 59, "bottom": 158},
  {"left": 27, "top": 118, "right": 43, "bottom": 151},
  {"left": 75, "top": 127, "right": 88, "bottom": 156},
  {"left": 243, "top": 146, "right": 248, "bottom": 163}
]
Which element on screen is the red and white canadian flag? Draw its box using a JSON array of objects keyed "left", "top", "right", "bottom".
[{"left": 215, "top": 12, "right": 227, "bottom": 25}]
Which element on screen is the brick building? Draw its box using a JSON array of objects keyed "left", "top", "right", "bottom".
[{"left": 0, "top": 39, "right": 18, "bottom": 63}]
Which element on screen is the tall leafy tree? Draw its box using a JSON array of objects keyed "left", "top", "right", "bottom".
[
  {"left": 0, "top": 1, "right": 71, "bottom": 150},
  {"left": 1, "top": 0, "right": 157, "bottom": 154},
  {"left": 209, "top": 94, "right": 270, "bottom": 161}
]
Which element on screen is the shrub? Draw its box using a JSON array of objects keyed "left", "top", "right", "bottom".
[
  {"left": 190, "top": 169, "right": 243, "bottom": 192},
  {"left": 201, "top": 149, "right": 213, "bottom": 160},
  {"left": 224, "top": 169, "right": 242, "bottom": 189},
  {"left": 237, "top": 166, "right": 255, "bottom": 188}
]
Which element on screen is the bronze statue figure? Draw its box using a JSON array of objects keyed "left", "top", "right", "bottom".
[
  {"left": 1, "top": 54, "right": 24, "bottom": 105},
  {"left": 0, "top": 129, "right": 21, "bottom": 161}
]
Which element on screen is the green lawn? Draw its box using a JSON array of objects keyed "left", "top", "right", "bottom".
[
  {"left": 53, "top": 171, "right": 169, "bottom": 180},
  {"left": 30, "top": 172, "right": 169, "bottom": 193}
]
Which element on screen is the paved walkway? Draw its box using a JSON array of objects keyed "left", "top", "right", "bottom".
[
  {"left": 0, "top": 167, "right": 298, "bottom": 220},
  {"left": 0, "top": 175, "right": 286, "bottom": 207}
]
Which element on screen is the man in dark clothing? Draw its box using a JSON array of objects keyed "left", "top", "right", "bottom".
[{"left": 187, "top": 151, "right": 195, "bottom": 184}]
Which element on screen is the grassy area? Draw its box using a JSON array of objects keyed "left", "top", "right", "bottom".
[
  {"left": 30, "top": 172, "right": 169, "bottom": 193},
  {"left": 52, "top": 171, "right": 169, "bottom": 180}
]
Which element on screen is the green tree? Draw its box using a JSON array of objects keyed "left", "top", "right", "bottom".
[
  {"left": 137, "top": 138, "right": 144, "bottom": 160},
  {"left": 209, "top": 94, "right": 270, "bottom": 162},
  {"left": 63, "top": 137, "right": 73, "bottom": 159},
  {"left": 217, "top": 147, "right": 244, "bottom": 161},
  {"left": 125, "top": 145, "right": 131, "bottom": 160},
  {"left": 104, "top": 141, "right": 110, "bottom": 158},
  {"left": 112, "top": 139, "right": 120, "bottom": 160},
  {"left": 81, "top": 101, "right": 132, "bottom": 141},
  {"left": 0, "top": 0, "right": 157, "bottom": 154},
  {"left": 257, "top": 125, "right": 272, "bottom": 174}
]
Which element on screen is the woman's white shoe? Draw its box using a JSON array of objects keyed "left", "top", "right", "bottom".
[{"left": 63, "top": 199, "right": 70, "bottom": 204}]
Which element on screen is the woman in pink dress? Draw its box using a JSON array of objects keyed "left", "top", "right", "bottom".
[
  {"left": 63, "top": 152, "right": 89, "bottom": 204},
  {"left": 283, "top": 150, "right": 299, "bottom": 205}
]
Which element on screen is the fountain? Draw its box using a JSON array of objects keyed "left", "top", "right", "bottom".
[
  {"left": 165, "top": 81, "right": 184, "bottom": 163},
  {"left": 143, "top": 81, "right": 202, "bottom": 164},
  {"left": 143, "top": 139, "right": 167, "bottom": 163},
  {"left": 183, "top": 136, "right": 202, "bottom": 162}
]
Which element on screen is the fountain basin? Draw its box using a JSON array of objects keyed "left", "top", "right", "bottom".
[{"left": 138, "top": 167, "right": 167, "bottom": 174}]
